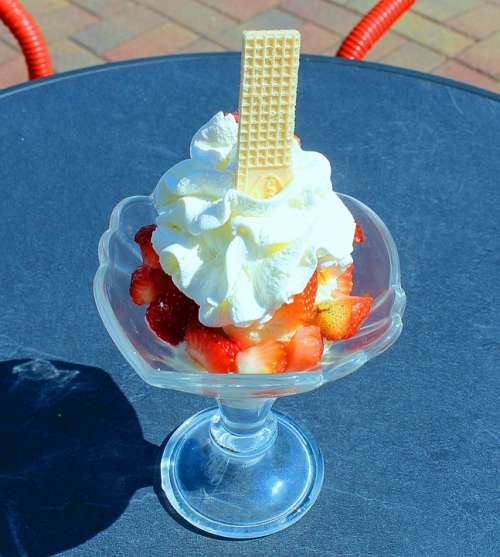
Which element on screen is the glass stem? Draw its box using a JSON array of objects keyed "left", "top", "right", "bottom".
[{"left": 210, "top": 398, "right": 277, "bottom": 457}]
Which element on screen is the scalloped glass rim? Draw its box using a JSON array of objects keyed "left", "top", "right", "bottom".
[{"left": 93, "top": 194, "right": 405, "bottom": 398}]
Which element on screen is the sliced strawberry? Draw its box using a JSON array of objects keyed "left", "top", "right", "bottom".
[
  {"left": 161, "top": 274, "right": 199, "bottom": 317},
  {"left": 316, "top": 299, "right": 350, "bottom": 340},
  {"left": 223, "top": 111, "right": 240, "bottom": 123},
  {"left": 146, "top": 286, "right": 198, "bottom": 345},
  {"left": 315, "top": 295, "right": 372, "bottom": 340},
  {"left": 333, "top": 264, "right": 353, "bottom": 297},
  {"left": 223, "top": 305, "right": 294, "bottom": 349},
  {"left": 146, "top": 295, "right": 186, "bottom": 345},
  {"left": 354, "top": 223, "right": 365, "bottom": 244},
  {"left": 291, "top": 272, "right": 318, "bottom": 323},
  {"left": 141, "top": 272, "right": 199, "bottom": 345},
  {"left": 129, "top": 265, "right": 170, "bottom": 305},
  {"left": 223, "top": 322, "right": 267, "bottom": 349},
  {"left": 224, "top": 272, "right": 318, "bottom": 348},
  {"left": 236, "top": 341, "right": 287, "bottom": 374},
  {"left": 346, "top": 295, "right": 372, "bottom": 338},
  {"left": 185, "top": 322, "right": 239, "bottom": 373},
  {"left": 317, "top": 265, "right": 336, "bottom": 292},
  {"left": 316, "top": 264, "right": 353, "bottom": 302},
  {"left": 286, "top": 326, "right": 324, "bottom": 372},
  {"left": 134, "top": 224, "right": 160, "bottom": 268}
]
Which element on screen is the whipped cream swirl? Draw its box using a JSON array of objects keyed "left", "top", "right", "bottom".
[{"left": 152, "top": 112, "right": 355, "bottom": 327}]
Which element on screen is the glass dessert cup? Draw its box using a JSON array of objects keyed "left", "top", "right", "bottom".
[{"left": 93, "top": 193, "right": 405, "bottom": 539}]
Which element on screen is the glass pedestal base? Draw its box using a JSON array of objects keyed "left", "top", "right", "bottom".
[{"left": 161, "top": 407, "right": 324, "bottom": 539}]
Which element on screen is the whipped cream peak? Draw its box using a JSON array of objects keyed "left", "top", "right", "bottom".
[
  {"left": 152, "top": 112, "right": 355, "bottom": 327},
  {"left": 190, "top": 111, "right": 238, "bottom": 170}
]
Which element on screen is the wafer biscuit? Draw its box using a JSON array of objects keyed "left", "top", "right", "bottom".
[{"left": 236, "top": 30, "right": 301, "bottom": 198}]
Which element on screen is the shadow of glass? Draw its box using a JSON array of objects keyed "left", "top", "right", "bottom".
[{"left": 0, "top": 358, "right": 159, "bottom": 557}]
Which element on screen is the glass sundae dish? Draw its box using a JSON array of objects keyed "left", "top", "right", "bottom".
[{"left": 94, "top": 30, "right": 405, "bottom": 538}]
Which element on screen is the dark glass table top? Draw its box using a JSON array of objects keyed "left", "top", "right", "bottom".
[{"left": 0, "top": 53, "right": 498, "bottom": 556}]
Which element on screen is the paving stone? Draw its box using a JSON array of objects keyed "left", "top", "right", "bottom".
[
  {"left": 0, "top": 56, "right": 27, "bottom": 89},
  {"left": 364, "top": 31, "right": 407, "bottom": 62},
  {"left": 447, "top": 3, "right": 500, "bottom": 39},
  {"left": 0, "top": 20, "right": 13, "bottom": 42},
  {"left": 344, "top": 0, "right": 377, "bottom": 14},
  {"left": 0, "top": 2, "right": 99, "bottom": 48},
  {"left": 49, "top": 39, "right": 103, "bottom": 72},
  {"left": 412, "top": 0, "right": 484, "bottom": 22},
  {"left": 0, "top": 0, "right": 494, "bottom": 99},
  {"left": 379, "top": 40, "right": 446, "bottom": 73},
  {"left": 323, "top": 28, "right": 406, "bottom": 61},
  {"left": 199, "top": 0, "right": 281, "bottom": 21},
  {"left": 217, "top": 8, "right": 304, "bottom": 50},
  {"left": 458, "top": 32, "right": 500, "bottom": 77},
  {"left": 282, "top": 0, "right": 359, "bottom": 36},
  {"left": 1, "top": 5, "right": 108, "bottom": 47},
  {"left": 72, "top": 4, "right": 163, "bottom": 54},
  {"left": 392, "top": 11, "right": 474, "bottom": 56},
  {"left": 21, "top": 0, "right": 67, "bottom": 14},
  {"left": 179, "top": 38, "right": 227, "bottom": 53},
  {"left": 299, "top": 22, "right": 341, "bottom": 53},
  {"left": 103, "top": 21, "right": 198, "bottom": 60},
  {"left": 36, "top": 4, "right": 98, "bottom": 43},
  {"left": 0, "top": 40, "right": 17, "bottom": 64},
  {"left": 71, "top": 0, "right": 131, "bottom": 17},
  {"left": 434, "top": 59, "right": 500, "bottom": 93},
  {"left": 322, "top": 39, "right": 344, "bottom": 57},
  {"left": 140, "top": 0, "right": 236, "bottom": 42},
  {"left": 0, "top": 32, "right": 16, "bottom": 49}
]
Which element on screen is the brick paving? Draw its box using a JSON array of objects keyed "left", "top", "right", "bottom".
[{"left": 1, "top": 0, "right": 499, "bottom": 93}]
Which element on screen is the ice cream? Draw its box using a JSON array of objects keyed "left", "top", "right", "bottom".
[
  {"left": 152, "top": 111, "right": 355, "bottom": 328},
  {"left": 128, "top": 29, "right": 372, "bottom": 374}
]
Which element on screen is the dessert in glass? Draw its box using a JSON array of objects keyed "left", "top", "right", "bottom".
[{"left": 94, "top": 30, "right": 405, "bottom": 538}]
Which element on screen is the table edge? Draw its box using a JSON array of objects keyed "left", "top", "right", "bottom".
[{"left": 1, "top": 52, "right": 499, "bottom": 104}]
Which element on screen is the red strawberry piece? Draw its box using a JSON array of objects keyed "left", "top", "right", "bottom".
[
  {"left": 354, "top": 223, "right": 365, "bottom": 244},
  {"left": 161, "top": 274, "right": 198, "bottom": 316},
  {"left": 146, "top": 295, "right": 183, "bottom": 346},
  {"left": 333, "top": 264, "right": 354, "bottom": 297},
  {"left": 144, "top": 276, "right": 199, "bottom": 345},
  {"left": 134, "top": 224, "right": 160, "bottom": 268},
  {"left": 224, "top": 271, "right": 319, "bottom": 348},
  {"left": 286, "top": 326, "right": 324, "bottom": 372},
  {"left": 290, "top": 271, "right": 318, "bottom": 323},
  {"left": 223, "top": 111, "right": 239, "bottom": 123},
  {"left": 129, "top": 265, "right": 171, "bottom": 305},
  {"left": 236, "top": 341, "right": 288, "bottom": 374},
  {"left": 345, "top": 295, "right": 372, "bottom": 338},
  {"left": 223, "top": 322, "right": 266, "bottom": 349},
  {"left": 316, "top": 294, "right": 373, "bottom": 340},
  {"left": 185, "top": 322, "right": 239, "bottom": 373},
  {"left": 317, "top": 264, "right": 353, "bottom": 301},
  {"left": 225, "top": 303, "right": 303, "bottom": 349}
]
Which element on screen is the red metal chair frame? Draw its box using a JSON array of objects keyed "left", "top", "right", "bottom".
[
  {"left": 337, "top": 0, "right": 415, "bottom": 60},
  {"left": 0, "top": 0, "right": 53, "bottom": 80}
]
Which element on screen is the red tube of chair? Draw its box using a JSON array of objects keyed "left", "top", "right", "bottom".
[
  {"left": 337, "top": 0, "right": 415, "bottom": 60},
  {"left": 0, "top": 0, "right": 53, "bottom": 79}
]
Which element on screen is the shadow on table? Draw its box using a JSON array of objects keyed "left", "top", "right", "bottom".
[{"left": 0, "top": 358, "right": 159, "bottom": 557}]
